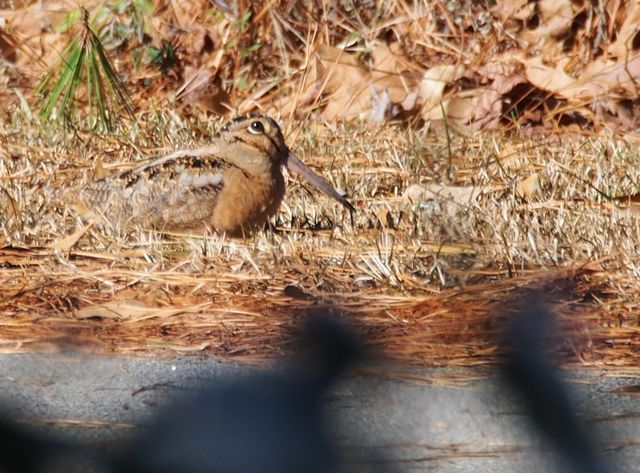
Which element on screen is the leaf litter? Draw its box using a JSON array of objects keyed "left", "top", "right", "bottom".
[{"left": 3, "top": 1, "right": 640, "bottom": 129}]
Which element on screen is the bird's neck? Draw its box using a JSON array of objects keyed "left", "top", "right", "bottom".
[{"left": 225, "top": 142, "right": 281, "bottom": 176}]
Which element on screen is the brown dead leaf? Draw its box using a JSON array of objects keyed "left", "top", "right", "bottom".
[
  {"left": 48, "top": 224, "right": 92, "bottom": 250},
  {"left": 0, "top": 30, "right": 16, "bottom": 62},
  {"left": 75, "top": 300, "right": 210, "bottom": 321},
  {"left": 536, "top": 0, "right": 575, "bottom": 37},
  {"left": 418, "top": 65, "right": 465, "bottom": 117},
  {"left": 581, "top": 55, "right": 640, "bottom": 98},
  {"left": 515, "top": 172, "right": 541, "bottom": 199},
  {"left": 519, "top": 53, "right": 640, "bottom": 128},
  {"left": 314, "top": 45, "right": 372, "bottom": 120},
  {"left": 401, "top": 89, "right": 419, "bottom": 111},
  {"left": 491, "top": 0, "right": 531, "bottom": 23},
  {"left": 277, "top": 42, "right": 467, "bottom": 123},
  {"left": 422, "top": 91, "right": 481, "bottom": 126},
  {"left": 470, "top": 58, "right": 528, "bottom": 129},
  {"left": 374, "top": 208, "right": 395, "bottom": 228},
  {"left": 491, "top": 72, "right": 527, "bottom": 95},
  {"left": 404, "top": 183, "right": 484, "bottom": 217},
  {"left": 476, "top": 55, "right": 522, "bottom": 83},
  {"left": 522, "top": 56, "right": 575, "bottom": 95},
  {"left": 607, "top": 3, "right": 640, "bottom": 60},
  {"left": 193, "top": 28, "right": 216, "bottom": 56},
  {"left": 177, "top": 67, "right": 231, "bottom": 115},
  {"left": 520, "top": 55, "right": 603, "bottom": 105},
  {"left": 196, "top": 89, "right": 232, "bottom": 114},
  {"left": 0, "top": 187, "right": 20, "bottom": 221},
  {"left": 93, "top": 157, "right": 109, "bottom": 180},
  {"left": 519, "top": 0, "right": 576, "bottom": 53},
  {"left": 280, "top": 42, "right": 423, "bottom": 122},
  {"left": 592, "top": 98, "right": 637, "bottom": 130},
  {"left": 469, "top": 88, "right": 502, "bottom": 129},
  {"left": 169, "top": 0, "right": 204, "bottom": 29},
  {"left": 494, "top": 145, "right": 530, "bottom": 172},
  {"left": 0, "top": 3, "right": 62, "bottom": 36},
  {"left": 277, "top": 44, "right": 368, "bottom": 119},
  {"left": 369, "top": 42, "right": 417, "bottom": 104},
  {"left": 0, "top": 2, "right": 71, "bottom": 67}
]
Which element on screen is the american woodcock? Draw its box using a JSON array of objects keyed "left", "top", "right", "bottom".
[{"left": 72, "top": 113, "right": 355, "bottom": 236}]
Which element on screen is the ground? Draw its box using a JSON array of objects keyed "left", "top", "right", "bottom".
[{"left": 0, "top": 117, "right": 639, "bottom": 368}]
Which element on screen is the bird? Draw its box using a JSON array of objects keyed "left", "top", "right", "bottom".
[{"left": 70, "top": 113, "right": 355, "bottom": 236}]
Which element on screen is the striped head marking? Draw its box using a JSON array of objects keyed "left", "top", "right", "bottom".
[{"left": 219, "top": 113, "right": 289, "bottom": 164}]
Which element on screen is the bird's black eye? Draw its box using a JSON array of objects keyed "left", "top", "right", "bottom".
[{"left": 248, "top": 120, "right": 264, "bottom": 134}]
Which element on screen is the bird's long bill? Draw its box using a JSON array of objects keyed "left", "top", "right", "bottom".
[{"left": 285, "top": 152, "right": 355, "bottom": 213}]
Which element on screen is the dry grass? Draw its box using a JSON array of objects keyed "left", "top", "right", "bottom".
[{"left": 1, "top": 112, "right": 639, "bottom": 368}]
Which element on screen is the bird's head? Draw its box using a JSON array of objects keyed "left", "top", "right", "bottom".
[{"left": 219, "top": 113, "right": 355, "bottom": 213}]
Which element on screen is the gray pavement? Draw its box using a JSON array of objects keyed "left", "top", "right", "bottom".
[{"left": 0, "top": 352, "right": 639, "bottom": 472}]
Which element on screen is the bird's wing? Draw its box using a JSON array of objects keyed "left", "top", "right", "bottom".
[
  {"left": 79, "top": 148, "right": 230, "bottom": 230},
  {"left": 126, "top": 146, "right": 224, "bottom": 175}
]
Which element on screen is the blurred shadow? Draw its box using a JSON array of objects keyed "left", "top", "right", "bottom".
[
  {"left": 113, "top": 314, "right": 363, "bottom": 473},
  {"left": 499, "top": 295, "right": 609, "bottom": 473},
  {"left": 0, "top": 314, "right": 391, "bottom": 473}
]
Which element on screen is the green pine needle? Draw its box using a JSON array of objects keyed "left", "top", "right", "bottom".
[{"left": 35, "top": 8, "right": 135, "bottom": 132}]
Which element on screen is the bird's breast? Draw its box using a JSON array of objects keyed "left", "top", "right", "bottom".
[{"left": 212, "top": 166, "right": 285, "bottom": 235}]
